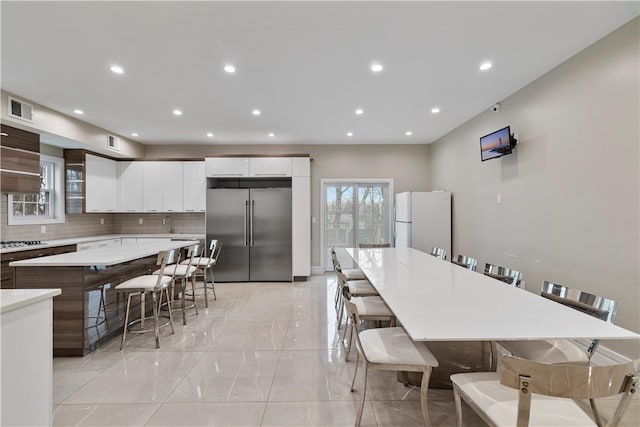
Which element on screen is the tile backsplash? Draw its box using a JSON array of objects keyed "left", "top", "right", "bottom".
[
  {"left": 113, "top": 213, "right": 205, "bottom": 234},
  {"left": 1, "top": 194, "right": 205, "bottom": 241}
]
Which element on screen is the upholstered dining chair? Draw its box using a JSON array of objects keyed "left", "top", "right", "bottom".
[
  {"left": 344, "top": 299, "right": 439, "bottom": 427},
  {"left": 451, "top": 354, "right": 638, "bottom": 427}
]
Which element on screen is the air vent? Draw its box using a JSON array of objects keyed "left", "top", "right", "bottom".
[
  {"left": 107, "top": 134, "right": 120, "bottom": 151},
  {"left": 8, "top": 97, "right": 34, "bottom": 122}
]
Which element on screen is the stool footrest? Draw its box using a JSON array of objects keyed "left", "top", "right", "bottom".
[{"left": 126, "top": 316, "right": 172, "bottom": 334}]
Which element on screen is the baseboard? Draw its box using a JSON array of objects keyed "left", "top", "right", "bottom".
[{"left": 311, "top": 266, "right": 325, "bottom": 275}]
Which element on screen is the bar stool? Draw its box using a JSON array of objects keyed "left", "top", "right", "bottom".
[
  {"left": 483, "top": 263, "right": 524, "bottom": 288},
  {"left": 85, "top": 279, "right": 108, "bottom": 328},
  {"left": 451, "top": 254, "right": 478, "bottom": 271},
  {"left": 430, "top": 246, "right": 447, "bottom": 260},
  {"left": 157, "top": 243, "right": 201, "bottom": 325},
  {"left": 182, "top": 239, "right": 221, "bottom": 308},
  {"left": 115, "top": 249, "right": 179, "bottom": 350}
]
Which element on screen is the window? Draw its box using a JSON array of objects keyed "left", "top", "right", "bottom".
[
  {"left": 8, "top": 155, "right": 65, "bottom": 225},
  {"left": 321, "top": 179, "right": 394, "bottom": 270}
]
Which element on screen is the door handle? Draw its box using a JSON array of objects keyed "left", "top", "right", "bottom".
[
  {"left": 244, "top": 200, "right": 248, "bottom": 247},
  {"left": 250, "top": 200, "right": 255, "bottom": 247}
]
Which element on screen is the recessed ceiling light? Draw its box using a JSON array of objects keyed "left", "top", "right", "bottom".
[
  {"left": 206, "top": 132, "right": 214, "bottom": 137},
  {"left": 405, "top": 131, "right": 413, "bottom": 136},
  {"left": 110, "top": 65, "right": 124, "bottom": 74},
  {"left": 252, "top": 109, "right": 261, "bottom": 116},
  {"left": 347, "top": 132, "right": 353, "bottom": 137},
  {"left": 370, "top": 63, "right": 383, "bottom": 73},
  {"left": 224, "top": 64, "right": 236, "bottom": 74},
  {"left": 131, "top": 133, "right": 138, "bottom": 137},
  {"left": 73, "top": 109, "right": 84, "bottom": 115},
  {"left": 355, "top": 108, "right": 364, "bottom": 116},
  {"left": 268, "top": 133, "right": 275, "bottom": 137},
  {"left": 431, "top": 107, "right": 441, "bottom": 114},
  {"left": 479, "top": 62, "right": 492, "bottom": 71},
  {"left": 173, "top": 109, "right": 182, "bottom": 116}
]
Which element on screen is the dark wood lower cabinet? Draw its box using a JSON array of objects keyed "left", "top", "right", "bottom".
[{"left": 14, "top": 255, "right": 158, "bottom": 356}]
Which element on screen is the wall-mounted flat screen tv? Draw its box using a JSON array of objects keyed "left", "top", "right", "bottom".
[{"left": 480, "top": 126, "right": 512, "bottom": 161}]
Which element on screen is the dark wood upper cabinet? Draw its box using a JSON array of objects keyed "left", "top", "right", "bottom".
[{"left": 1, "top": 124, "right": 40, "bottom": 193}]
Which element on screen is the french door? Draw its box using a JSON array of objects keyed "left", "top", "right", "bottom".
[{"left": 321, "top": 180, "right": 393, "bottom": 271}]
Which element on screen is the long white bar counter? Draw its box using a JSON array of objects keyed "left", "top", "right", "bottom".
[{"left": 346, "top": 247, "right": 639, "bottom": 343}]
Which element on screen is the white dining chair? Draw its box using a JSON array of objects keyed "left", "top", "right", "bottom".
[
  {"left": 344, "top": 299, "right": 439, "bottom": 427},
  {"left": 342, "top": 295, "right": 395, "bottom": 362},
  {"left": 451, "top": 354, "right": 638, "bottom": 427}
]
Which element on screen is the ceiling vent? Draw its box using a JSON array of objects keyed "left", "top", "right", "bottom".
[
  {"left": 8, "top": 96, "right": 34, "bottom": 122},
  {"left": 107, "top": 134, "right": 120, "bottom": 151}
]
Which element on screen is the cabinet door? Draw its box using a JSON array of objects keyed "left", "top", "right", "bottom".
[
  {"left": 85, "top": 154, "right": 102, "bottom": 212},
  {"left": 205, "top": 158, "right": 249, "bottom": 177},
  {"left": 292, "top": 176, "right": 311, "bottom": 276},
  {"left": 118, "top": 162, "right": 143, "bottom": 212},
  {"left": 142, "top": 162, "right": 164, "bottom": 212},
  {"left": 292, "top": 158, "right": 310, "bottom": 177},
  {"left": 102, "top": 159, "right": 117, "bottom": 212},
  {"left": 249, "top": 157, "right": 292, "bottom": 177},
  {"left": 183, "top": 161, "right": 205, "bottom": 212},
  {"left": 163, "top": 162, "right": 183, "bottom": 212}
]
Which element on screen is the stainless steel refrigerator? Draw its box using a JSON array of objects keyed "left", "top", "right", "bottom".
[{"left": 206, "top": 186, "right": 292, "bottom": 282}]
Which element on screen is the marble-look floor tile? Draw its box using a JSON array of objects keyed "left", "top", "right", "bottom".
[
  {"left": 52, "top": 404, "right": 97, "bottom": 427},
  {"left": 53, "top": 368, "right": 106, "bottom": 404},
  {"left": 231, "top": 302, "right": 295, "bottom": 321},
  {"left": 269, "top": 349, "right": 360, "bottom": 401},
  {"left": 145, "top": 402, "right": 266, "bottom": 426},
  {"left": 371, "top": 400, "right": 427, "bottom": 427},
  {"left": 77, "top": 403, "right": 160, "bottom": 426},
  {"left": 167, "top": 351, "right": 279, "bottom": 402},
  {"left": 208, "top": 321, "right": 287, "bottom": 351},
  {"left": 261, "top": 400, "right": 377, "bottom": 426},
  {"left": 63, "top": 352, "right": 202, "bottom": 404},
  {"left": 282, "top": 319, "right": 342, "bottom": 350}
]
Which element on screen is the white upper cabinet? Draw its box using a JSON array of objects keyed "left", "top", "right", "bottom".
[
  {"left": 292, "top": 158, "right": 310, "bottom": 177},
  {"left": 118, "top": 161, "right": 143, "bottom": 212},
  {"left": 142, "top": 162, "right": 164, "bottom": 212},
  {"left": 163, "top": 162, "right": 183, "bottom": 212},
  {"left": 249, "top": 157, "right": 292, "bottom": 177},
  {"left": 205, "top": 158, "right": 249, "bottom": 177},
  {"left": 85, "top": 154, "right": 117, "bottom": 213},
  {"left": 183, "top": 161, "right": 206, "bottom": 212}
]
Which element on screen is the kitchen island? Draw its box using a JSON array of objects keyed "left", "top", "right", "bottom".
[{"left": 10, "top": 240, "right": 198, "bottom": 356}]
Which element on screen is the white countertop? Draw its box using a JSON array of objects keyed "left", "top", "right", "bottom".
[
  {"left": 0, "top": 289, "right": 62, "bottom": 314},
  {"left": 346, "top": 247, "right": 640, "bottom": 342},
  {"left": 0, "top": 233, "right": 205, "bottom": 254},
  {"left": 10, "top": 240, "right": 199, "bottom": 267}
]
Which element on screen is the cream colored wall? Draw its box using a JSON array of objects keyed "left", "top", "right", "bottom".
[
  {"left": 428, "top": 18, "right": 639, "bottom": 356},
  {"left": 145, "top": 144, "right": 431, "bottom": 266},
  {"left": 0, "top": 91, "right": 144, "bottom": 158}
]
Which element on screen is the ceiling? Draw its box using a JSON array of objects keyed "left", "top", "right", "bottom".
[{"left": 1, "top": 1, "right": 638, "bottom": 146}]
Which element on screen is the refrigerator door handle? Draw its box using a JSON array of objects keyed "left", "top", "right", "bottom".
[
  {"left": 393, "top": 206, "right": 397, "bottom": 240},
  {"left": 250, "top": 199, "right": 255, "bottom": 247},
  {"left": 244, "top": 200, "right": 248, "bottom": 247}
]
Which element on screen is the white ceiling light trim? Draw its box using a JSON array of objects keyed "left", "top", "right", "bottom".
[
  {"left": 347, "top": 132, "right": 353, "bottom": 137},
  {"left": 431, "top": 107, "right": 441, "bottom": 114},
  {"left": 479, "top": 61, "right": 493, "bottom": 71},
  {"left": 206, "top": 132, "right": 214, "bottom": 137},
  {"left": 73, "top": 109, "right": 84, "bottom": 115},
  {"left": 405, "top": 130, "right": 412, "bottom": 136},
  {"left": 131, "top": 132, "right": 138, "bottom": 137},
  {"left": 110, "top": 65, "right": 124, "bottom": 74},
  {"left": 355, "top": 108, "right": 364, "bottom": 115},
  {"left": 252, "top": 109, "right": 261, "bottom": 116},
  {"left": 224, "top": 64, "right": 236, "bottom": 74},
  {"left": 173, "top": 109, "right": 183, "bottom": 116},
  {"left": 370, "top": 62, "right": 383, "bottom": 73}
]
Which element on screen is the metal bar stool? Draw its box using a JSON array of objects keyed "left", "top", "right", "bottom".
[
  {"left": 115, "top": 249, "right": 179, "bottom": 349},
  {"left": 182, "top": 240, "right": 221, "bottom": 308},
  {"left": 157, "top": 243, "right": 201, "bottom": 325}
]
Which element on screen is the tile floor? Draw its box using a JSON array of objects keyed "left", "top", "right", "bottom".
[{"left": 53, "top": 274, "right": 639, "bottom": 427}]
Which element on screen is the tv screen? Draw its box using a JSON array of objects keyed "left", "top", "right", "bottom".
[{"left": 480, "top": 126, "right": 512, "bottom": 161}]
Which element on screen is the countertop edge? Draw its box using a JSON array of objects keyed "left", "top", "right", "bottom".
[{"left": 0, "top": 289, "right": 62, "bottom": 314}]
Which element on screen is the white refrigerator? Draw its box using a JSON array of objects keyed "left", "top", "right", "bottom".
[{"left": 394, "top": 191, "right": 452, "bottom": 256}]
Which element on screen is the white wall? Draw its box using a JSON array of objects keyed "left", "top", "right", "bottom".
[
  {"left": 429, "top": 18, "right": 639, "bottom": 356},
  {"left": 145, "top": 144, "right": 431, "bottom": 266},
  {"left": 1, "top": 91, "right": 144, "bottom": 158}
]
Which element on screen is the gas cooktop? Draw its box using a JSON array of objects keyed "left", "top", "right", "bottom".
[{"left": 0, "top": 240, "right": 45, "bottom": 249}]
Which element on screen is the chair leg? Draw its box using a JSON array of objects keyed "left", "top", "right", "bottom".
[
  {"left": 337, "top": 297, "right": 345, "bottom": 327},
  {"left": 351, "top": 350, "right": 360, "bottom": 392},
  {"left": 181, "top": 278, "right": 187, "bottom": 325},
  {"left": 210, "top": 269, "right": 217, "bottom": 301},
  {"left": 589, "top": 399, "right": 603, "bottom": 427},
  {"left": 355, "top": 362, "right": 368, "bottom": 427},
  {"left": 202, "top": 267, "right": 209, "bottom": 308},
  {"left": 345, "top": 322, "right": 354, "bottom": 362},
  {"left": 120, "top": 292, "right": 133, "bottom": 350},
  {"left": 453, "top": 385, "right": 463, "bottom": 427},
  {"left": 152, "top": 291, "right": 160, "bottom": 349},
  {"left": 420, "top": 368, "right": 433, "bottom": 427},
  {"left": 191, "top": 275, "right": 199, "bottom": 316},
  {"left": 164, "top": 287, "right": 175, "bottom": 334}
]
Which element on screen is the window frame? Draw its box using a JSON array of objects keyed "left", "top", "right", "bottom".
[{"left": 7, "top": 154, "right": 66, "bottom": 225}]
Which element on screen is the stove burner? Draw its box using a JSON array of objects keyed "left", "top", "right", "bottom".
[{"left": 0, "top": 240, "right": 44, "bottom": 249}]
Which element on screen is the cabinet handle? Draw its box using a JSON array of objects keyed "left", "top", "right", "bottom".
[
  {"left": 185, "top": 209, "right": 195, "bottom": 212},
  {"left": 254, "top": 173, "right": 288, "bottom": 176},
  {"left": 213, "top": 173, "right": 244, "bottom": 176}
]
